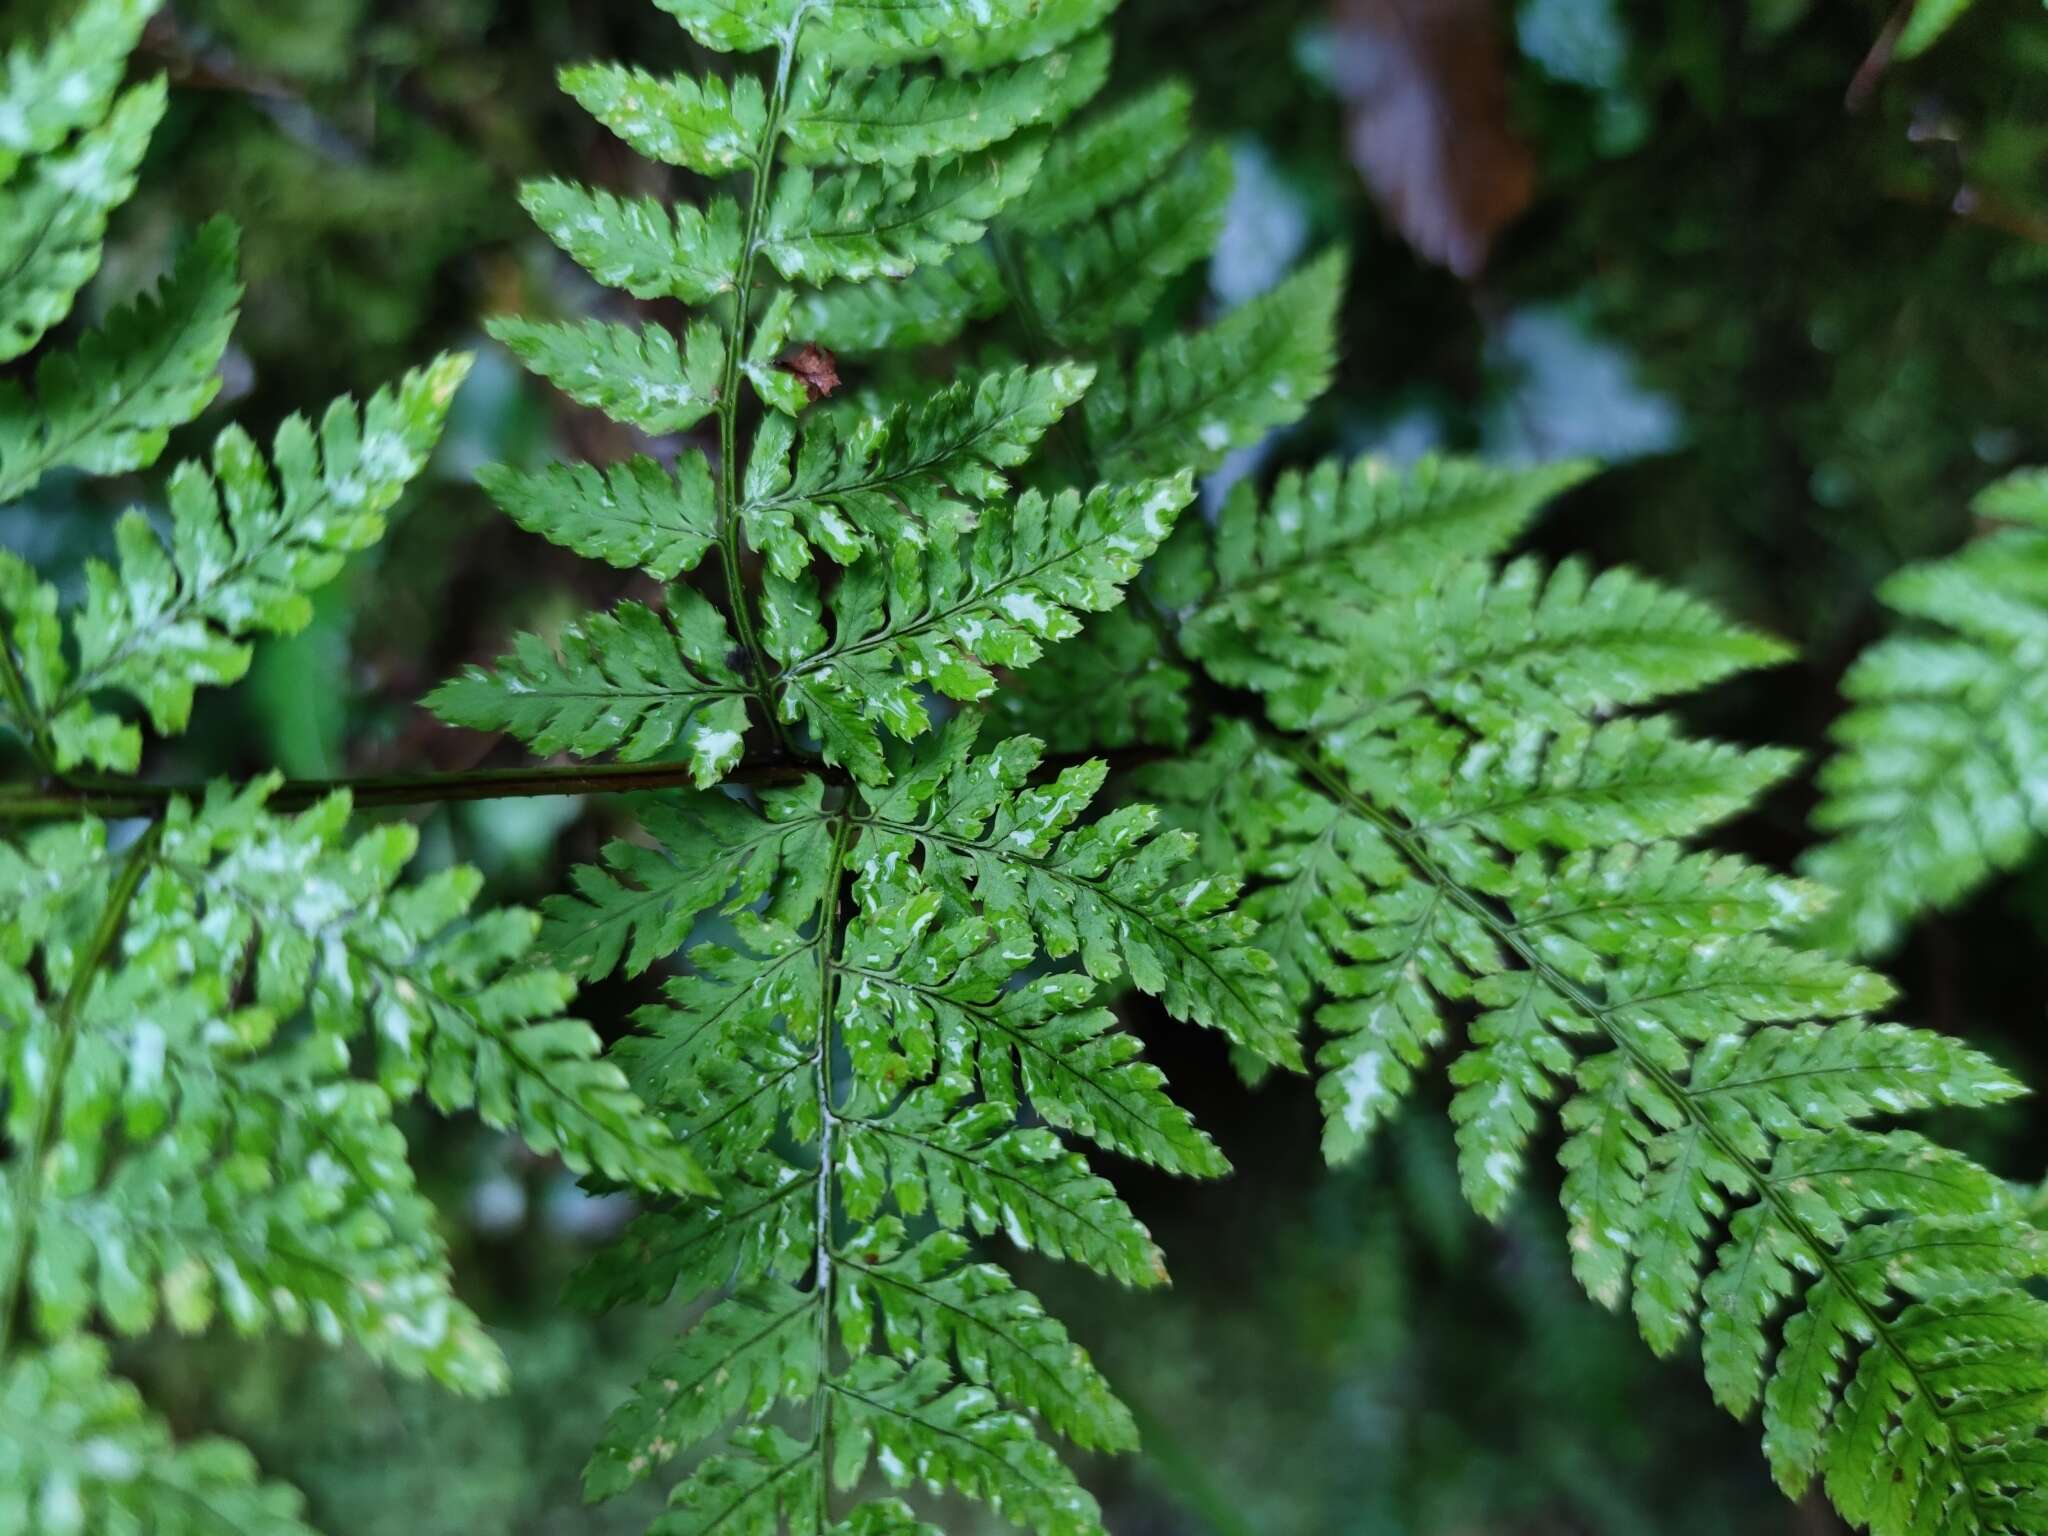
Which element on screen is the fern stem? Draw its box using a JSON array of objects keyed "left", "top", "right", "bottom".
[
  {"left": 0, "top": 821, "right": 162, "bottom": 1354},
  {"left": 809, "top": 808, "right": 855, "bottom": 1526},
  {"left": 0, "top": 638, "right": 52, "bottom": 773},
  {"left": 1274, "top": 734, "right": 1981, "bottom": 1507},
  {"left": 712, "top": 14, "right": 808, "bottom": 755},
  {"left": 0, "top": 756, "right": 818, "bottom": 821}
]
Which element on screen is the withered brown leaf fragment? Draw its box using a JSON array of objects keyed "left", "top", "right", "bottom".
[
  {"left": 778, "top": 343, "right": 842, "bottom": 401},
  {"left": 1330, "top": 0, "right": 1536, "bottom": 279}
]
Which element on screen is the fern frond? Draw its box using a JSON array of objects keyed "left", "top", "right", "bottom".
[
  {"left": 1138, "top": 451, "right": 2048, "bottom": 1534},
  {"left": 1804, "top": 466, "right": 2048, "bottom": 956},
  {"left": 1183, "top": 454, "right": 1596, "bottom": 673},
  {"left": 488, "top": 314, "right": 726, "bottom": 434},
  {"left": 650, "top": 1423, "right": 821, "bottom": 1536},
  {"left": 0, "top": 802, "right": 501, "bottom": 1398},
  {"left": 541, "top": 783, "right": 835, "bottom": 980},
  {"left": 783, "top": 37, "right": 1108, "bottom": 168},
  {"left": 798, "top": 0, "right": 1119, "bottom": 71},
  {"left": 479, "top": 452, "right": 717, "bottom": 581},
  {"left": 762, "top": 475, "right": 1192, "bottom": 781},
  {"left": 524, "top": 180, "right": 745, "bottom": 305},
  {"left": 587, "top": 1277, "right": 824, "bottom": 1497},
  {"left": 838, "top": 1221, "right": 1136, "bottom": 1452},
  {"left": 829, "top": 1354, "right": 1101, "bottom": 1536},
  {"left": 797, "top": 249, "right": 1006, "bottom": 353},
  {"left": 858, "top": 711, "right": 1294, "bottom": 1067},
  {"left": 0, "top": 8, "right": 752, "bottom": 1509},
  {"left": 0, "top": 77, "right": 163, "bottom": 362},
  {"left": 46, "top": 354, "right": 468, "bottom": 768},
  {"left": 426, "top": 584, "right": 754, "bottom": 783},
  {"left": 561, "top": 62, "right": 768, "bottom": 177},
  {"left": 0, "top": 1338, "right": 316, "bottom": 1536},
  {"left": 1025, "top": 143, "right": 1232, "bottom": 349},
  {"left": 0, "top": 1040, "right": 503, "bottom": 1389},
  {"left": 557, "top": 709, "right": 1245, "bottom": 1531},
  {"left": 454, "top": 7, "right": 1304, "bottom": 1530},
  {"left": 574, "top": 1153, "right": 819, "bottom": 1317},
  {"left": 994, "top": 604, "right": 1193, "bottom": 754},
  {"left": 1005, "top": 79, "right": 1191, "bottom": 235},
  {"left": 761, "top": 140, "right": 1045, "bottom": 286},
  {"left": 0, "top": 0, "right": 156, "bottom": 181},
  {"left": 740, "top": 362, "right": 1092, "bottom": 575},
  {"left": 1085, "top": 248, "right": 1346, "bottom": 480},
  {"left": 847, "top": 943, "right": 1228, "bottom": 1176},
  {"left": 650, "top": 0, "right": 1097, "bottom": 63},
  {"left": 0, "top": 215, "right": 240, "bottom": 505}
]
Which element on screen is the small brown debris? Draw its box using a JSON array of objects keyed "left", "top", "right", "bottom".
[{"left": 778, "top": 343, "right": 841, "bottom": 401}]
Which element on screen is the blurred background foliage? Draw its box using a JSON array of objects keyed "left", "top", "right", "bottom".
[{"left": 9, "top": 0, "right": 2048, "bottom": 1528}]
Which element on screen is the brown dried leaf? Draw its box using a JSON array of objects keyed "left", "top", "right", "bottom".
[
  {"left": 1330, "top": 0, "right": 1536, "bottom": 279},
  {"left": 778, "top": 343, "right": 841, "bottom": 402}
]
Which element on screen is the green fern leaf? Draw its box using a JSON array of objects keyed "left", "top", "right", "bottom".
[
  {"left": 488, "top": 313, "right": 725, "bottom": 435},
  {"left": 38, "top": 354, "right": 469, "bottom": 765},
  {"left": 541, "top": 783, "right": 834, "bottom": 980},
  {"left": 1805, "top": 466, "right": 2048, "bottom": 956},
  {"left": 740, "top": 362, "right": 1092, "bottom": 575},
  {"left": 859, "top": 712, "right": 1296, "bottom": 1067},
  {"left": 830, "top": 1355, "right": 1102, "bottom": 1536},
  {"left": 478, "top": 452, "right": 717, "bottom": 581},
  {"left": 573, "top": 1155, "right": 817, "bottom": 1316},
  {"left": 838, "top": 1220, "right": 1136, "bottom": 1452},
  {"left": 626, "top": 928, "right": 825, "bottom": 1171},
  {"left": 1085, "top": 249, "right": 1345, "bottom": 480},
  {"left": 453, "top": 8, "right": 1320, "bottom": 1531},
  {"left": 783, "top": 37, "right": 1108, "bottom": 168},
  {"left": 1183, "top": 454, "right": 1598, "bottom": 682},
  {"left": 522, "top": 180, "right": 744, "bottom": 304},
  {"left": 651, "top": 1424, "right": 821, "bottom": 1536},
  {"left": 850, "top": 950, "right": 1228, "bottom": 1176},
  {"left": 994, "top": 604, "right": 1194, "bottom": 754},
  {"left": 0, "top": 215, "right": 240, "bottom": 504},
  {"left": 1247, "top": 557, "right": 1795, "bottom": 742},
  {"left": 560, "top": 62, "right": 767, "bottom": 177},
  {"left": 788, "top": 0, "right": 1117, "bottom": 71},
  {"left": 1023, "top": 143, "right": 1231, "bottom": 349},
  {"left": 0, "top": 77, "right": 163, "bottom": 362},
  {"left": 342, "top": 890, "right": 709, "bottom": 1195},
  {"left": 797, "top": 248, "right": 1005, "bottom": 354},
  {"left": 133, "top": 783, "right": 700, "bottom": 1199},
  {"left": 427, "top": 584, "right": 753, "bottom": 782},
  {"left": 0, "top": 0, "right": 156, "bottom": 181},
  {"left": 648, "top": 0, "right": 799, "bottom": 55},
  {"left": 761, "top": 141, "right": 1045, "bottom": 286},
  {"left": 588, "top": 1278, "right": 825, "bottom": 1497},
  {"left": 761, "top": 475, "right": 1190, "bottom": 779},
  {"left": 840, "top": 1080, "right": 1163, "bottom": 1288},
  {"left": 1005, "top": 79, "right": 1190, "bottom": 234},
  {"left": 0, "top": 1339, "right": 316, "bottom": 1536},
  {"left": 1140, "top": 451, "right": 2048, "bottom": 1534},
  {"left": 898, "top": 0, "right": 1119, "bottom": 71}
]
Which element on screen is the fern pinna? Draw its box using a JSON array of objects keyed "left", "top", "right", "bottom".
[
  {"left": 0, "top": 3, "right": 696, "bottom": 1529},
  {"left": 419, "top": 0, "right": 1329, "bottom": 1532},
  {"left": 1109, "top": 455, "right": 2048, "bottom": 1534},
  {"left": 1801, "top": 467, "right": 2048, "bottom": 960}
]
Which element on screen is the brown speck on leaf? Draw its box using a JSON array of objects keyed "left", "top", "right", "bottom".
[{"left": 779, "top": 343, "right": 841, "bottom": 401}]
